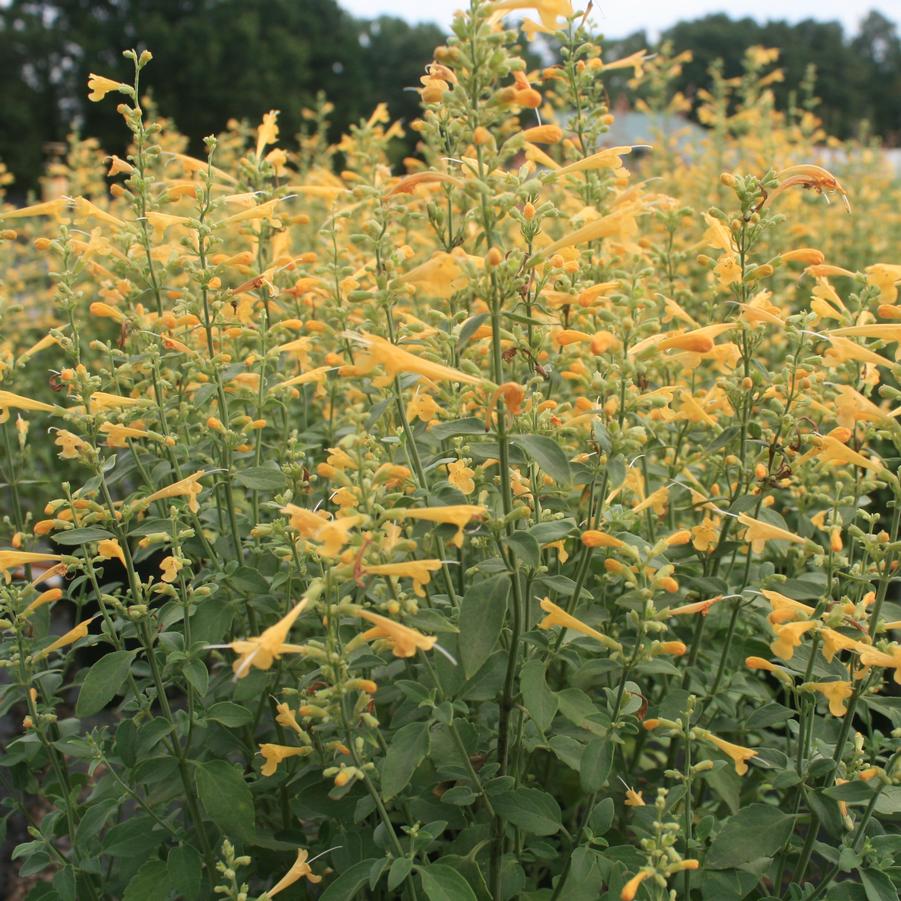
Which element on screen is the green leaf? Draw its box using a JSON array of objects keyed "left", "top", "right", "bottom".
[
  {"left": 492, "top": 787, "right": 561, "bottom": 836},
  {"left": 457, "top": 314, "right": 488, "bottom": 351},
  {"left": 459, "top": 576, "right": 508, "bottom": 679},
  {"left": 381, "top": 721, "right": 430, "bottom": 801},
  {"left": 860, "top": 869, "right": 897, "bottom": 901},
  {"left": 511, "top": 434, "right": 572, "bottom": 484},
  {"left": 580, "top": 737, "right": 613, "bottom": 793},
  {"left": 320, "top": 859, "right": 378, "bottom": 901},
  {"left": 528, "top": 519, "right": 577, "bottom": 545},
  {"left": 520, "top": 659, "right": 558, "bottom": 732},
  {"left": 206, "top": 701, "right": 253, "bottom": 728},
  {"left": 587, "top": 797, "right": 615, "bottom": 835},
  {"left": 700, "top": 868, "right": 760, "bottom": 900},
  {"left": 823, "top": 781, "right": 877, "bottom": 803},
  {"left": 419, "top": 864, "right": 478, "bottom": 901},
  {"left": 705, "top": 803, "right": 794, "bottom": 869},
  {"left": 168, "top": 846, "right": 202, "bottom": 901},
  {"left": 75, "top": 650, "right": 137, "bottom": 717},
  {"left": 51, "top": 527, "right": 116, "bottom": 546},
  {"left": 194, "top": 759, "right": 256, "bottom": 842},
  {"left": 103, "top": 816, "right": 162, "bottom": 858},
  {"left": 388, "top": 858, "right": 413, "bottom": 892},
  {"left": 234, "top": 464, "right": 287, "bottom": 491},
  {"left": 123, "top": 860, "right": 170, "bottom": 901},
  {"left": 503, "top": 531, "right": 541, "bottom": 568},
  {"left": 428, "top": 418, "right": 489, "bottom": 441}
]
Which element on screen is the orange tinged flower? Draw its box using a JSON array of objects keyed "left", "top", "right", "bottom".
[
  {"left": 697, "top": 729, "right": 757, "bottom": 775},
  {"left": 363, "top": 560, "right": 442, "bottom": 597},
  {"left": 386, "top": 504, "right": 486, "bottom": 548},
  {"left": 259, "top": 743, "right": 308, "bottom": 777},
  {"left": 771, "top": 620, "right": 817, "bottom": 661}
]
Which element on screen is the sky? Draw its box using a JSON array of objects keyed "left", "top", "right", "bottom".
[{"left": 340, "top": 0, "right": 899, "bottom": 38}]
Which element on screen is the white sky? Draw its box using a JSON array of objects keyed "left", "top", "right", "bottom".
[{"left": 341, "top": 1, "right": 899, "bottom": 37}]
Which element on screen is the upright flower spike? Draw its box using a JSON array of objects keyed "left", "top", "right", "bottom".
[
  {"left": 354, "top": 609, "right": 436, "bottom": 657},
  {"left": 537, "top": 597, "right": 622, "bottom": 651}
]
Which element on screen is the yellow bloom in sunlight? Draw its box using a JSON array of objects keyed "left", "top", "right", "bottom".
[
  {"left": 537, "top": 597, "right": 622, "bottom": 651},
  {"left": 259, "top": 743, "right": 309, "bottom": 777},
  {"left": 229, "top": 585, "right": 321, "bottom": 678},
  {"left": 691, "top": 515, "right": 719, "bottom": 553},
  {"left": 738, "top": 513, "right": 807, "bottom": 554},
  {"left": 33, "top": 616, "right": 97, "bottom": 659},
  {"left": 256, "top": 110, "right": 280, "bottom": 158},
  {"left": 140, "top": 470, "right": 206, "bottom": 514},
  {"left": 363, "top": 560, "right": 442, "bottom": 597},
  {"left": 771, "top": 163, "right": 849, "bottom": 209},
  {"left": 624, "top": 787, "right": 645, "bottom": 807},
  {"left": 491, "top": 0, "right": 573, "bottom": 32},
  {"left": 267, "top": 848, "right": 322, "bottom": 896},
  {"left": 356, "top": 608, "right": 437, "bottom": 657},
  {"left": 349, "top": 333, "right": 484, "bottom": 388},
  {"left": 159, "top": 556, "right": 182, "bottom": 583},
  {"left": 771, "top": 620, "right": 817, "bottom": 661},
  {"left": 447, "top": 459, "right": 476, "bottom": 494},
  {"left": 281, "top": 503, "right": 330, "bottom": 537},
  {"left": 98, "top": 538, "right": 126, "bottom": 566},
  {"left": 697, "top": 729, "right": 757, "bottom": 775},
  {"left": 386, "top": 504, "right": 487, "bottom": 548},
  {"left": 0, "top": 550, "right": 64, "bottom": 583},
  {"left": 87, "top": 74, "right": 131, "bottom": 102},
  {"left": 407, "top": 391, "right": 440, "bottom": 423},
  {"left": 89, "top": 391, "right": 149, "bottom": 411},
  {"left": 0, "top": 198, "right": 68, "bottom": 220},
  {"left": 796, "top": 433, "right": 885, "bottom": 473},
  {"left": 806, "top": 680, "right": 853, "bottom": 716}
]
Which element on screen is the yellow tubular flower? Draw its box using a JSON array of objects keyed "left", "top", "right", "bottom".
[
  {"left": 620, "top": 870, "right": 652, "bottom": 901},
  {"left": 581, "top": 529, "right": 624, "bottom": 549},
  {"left": 363, "top": 560, "right": 442, "bottom": 597},
  {"left": 760, "top": 589, "right": 815, "bottom": 624},
  {"left": 355, "top": 609, "right": 437, "bottom": 657},
  {"left": 97, "top": 538, "right": 126, "bottom": 566},
  {"left": 34, "top": 616, "right": 97, "bottom": 659},
  {"left": 667, "top": 596, "right": 724, "bottom": 616},
  {"left": 806, "top": 680, "right": 853, "bottom": 716},
  {"left": 0, "top": 550, "right": 64, "bottom": 582},
  {"left": 229, "top": 582, "right": 322, "bottom": 678},
  {"left": 140, "top": 470, "right": 207, "bottom": 514},
  {"left": 21, "top": 588, "right": 64, "bottom": 617},
  {"left": 697, "top": 729, "right": 758, "bottom": 775},
  {"left": 87, "top": 74, "right": 131, "bottom": 101},
  {"left": 267, "top": 848, "right": 322, "bottom": 896},
  {"left": 258, "top": 743, "right": 309, "bottom": 777},
  {"left": 771, "top": 620, "right": 817, "bottom": 661},
  {"left": 738, "top": 513, "right": 807, "bottom": 553},
  {"left": 0, "top": 390, "right": 57, "bottom": 415},
  {"left": 537, "top": 597, "right": 622, "bottom": 651},
  {"left": 349, "top": 333, "right": 484, "bottom": 388},
  {"left": 386, "top": 504, "right": 486, "bottom": 548}
]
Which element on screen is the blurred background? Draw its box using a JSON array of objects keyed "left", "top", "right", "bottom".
[{"left": 0, "top": 0, "right": 898, "bottom": 197}]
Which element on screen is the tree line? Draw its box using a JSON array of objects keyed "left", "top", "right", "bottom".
[{"left": 0, "top": 1, "right": 898, "bottom": 194}]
